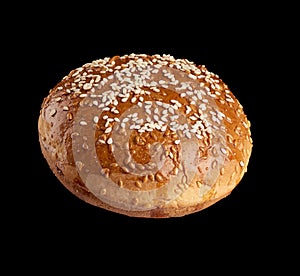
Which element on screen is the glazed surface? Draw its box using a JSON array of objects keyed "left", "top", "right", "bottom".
[{"left": 38, "top": 53, "right": 253, "bottom": 217}]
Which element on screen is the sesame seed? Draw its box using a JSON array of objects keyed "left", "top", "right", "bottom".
[
  {"left": 105, "top": 127, "right": 112, "bottom": 133},
  {"left": 79, "top": 121, "right": 87, "bottom": 126},
  {"left": 93, "top": 116, "right": 99, "bottom": 123},
  {"left": 107, "top": 137, "right": 113, "bottom": 144},
  {"left": 49, "top": 109, "right": 57, "bottom": 116},
  {"left": 220, "top": 147, "right": 228, "bottom": 155}
]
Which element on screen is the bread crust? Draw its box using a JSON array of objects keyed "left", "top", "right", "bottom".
[{"left": 38, "top": 53, "right": 253, "bottom": 218}]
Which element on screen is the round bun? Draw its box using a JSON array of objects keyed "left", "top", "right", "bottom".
[{"left": 38, "top": 53, "right": 253, "bottom": 218}]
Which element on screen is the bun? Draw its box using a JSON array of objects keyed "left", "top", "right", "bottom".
[{"left": 38, "top": 53, "right": 253, "bottom": 218}]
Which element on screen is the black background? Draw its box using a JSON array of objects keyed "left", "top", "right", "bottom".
[{"left": 6, "top": 3, "right": 294, "bottom": 274}]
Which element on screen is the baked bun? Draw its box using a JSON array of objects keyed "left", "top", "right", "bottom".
[{"left": 38, "top": 53, "right": 253, "bottom": 218}]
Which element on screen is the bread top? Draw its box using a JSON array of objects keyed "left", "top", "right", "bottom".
[{"left": 38, "top": 53, "right": 253, "bottom": 218}]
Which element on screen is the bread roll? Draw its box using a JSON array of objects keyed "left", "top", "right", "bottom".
[{"left": 38, "top": 53, "right": 253, "bottom": 218}]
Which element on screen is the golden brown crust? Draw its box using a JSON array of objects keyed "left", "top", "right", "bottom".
[{"left": 38, "top": 53, "right": 253, "bottom": 218}]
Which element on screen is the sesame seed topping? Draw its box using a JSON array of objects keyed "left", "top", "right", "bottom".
[
  {"left": 93, "top": 116, "right": 99, "bottom": 123},
  {"left": 79, "top": 121, "right": 87, "bottom": 126},
  {"left": 49, "top": 109, "right": 57, "bottom": 116},
  {"left": 107, "top": 137, "right": 113, "bottom": 144},
  {"left": 42, "top": 53, "right": 254, "bottom": 215}
]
